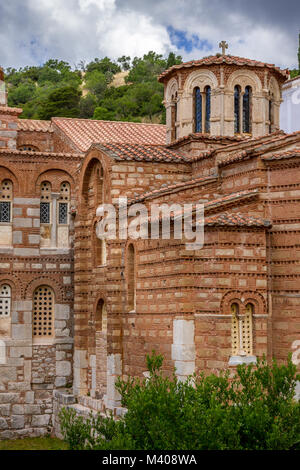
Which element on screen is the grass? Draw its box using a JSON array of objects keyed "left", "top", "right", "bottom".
[{"left": 0, "top": 437, "right": 69, "bottom": 450}]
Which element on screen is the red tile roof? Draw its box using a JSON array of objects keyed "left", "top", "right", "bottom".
[
  {"left": 204, "top": 190, "right": 259, "bottom": 211},
  {"left": 93, "top": 142, "right": 187, "bottom": 163},
  {"left": 52, "top": 117, "right": 166, "bottom": 152},
  {"left": 158, "top": 55, "right": 289, "bottom": 82},
  {"left": 129, "top": 175, "right": 217, "bottom": 204},
  {"left": 204, "top": 212, "right": 271, "bottom": 228},
  {"left": 262, "top": 149, "right": 300, "bottom": 161},
  {"left": 18, "top": 119, "right": 53, "bottom": 133},
  {"left": 0, "top": 105, "right": 22, "bottom": 115}
]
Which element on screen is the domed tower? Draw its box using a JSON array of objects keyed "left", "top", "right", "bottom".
[{"left": 158, "top": 47, "right": 289, "bottom": 145}]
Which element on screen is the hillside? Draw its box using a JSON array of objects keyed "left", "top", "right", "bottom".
[{"left": 4, "top": 52, "right": 182, "bottom": 124}]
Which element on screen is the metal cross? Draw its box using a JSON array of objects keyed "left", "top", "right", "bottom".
[{"left": 219, "top": 40, "right": 228, "bottom": 56}]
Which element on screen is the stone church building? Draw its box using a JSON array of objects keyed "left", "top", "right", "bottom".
[{"left": 0, "top": 53, "right": 300, "bottom": 438}]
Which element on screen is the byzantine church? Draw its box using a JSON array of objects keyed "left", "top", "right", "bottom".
[{"left": 0, "top": 45, "right": 299, "bottom": 437}]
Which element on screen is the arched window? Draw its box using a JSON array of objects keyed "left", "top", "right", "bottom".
[
  {"left": 58, "top": 182, "right": 70, "bottom": 225},
  {"left": 269, "top": 92, "right": 274, "bottom": 134},
  {"left": 0, "top": 284, "right": 11, "bottom": 317},
  {"left": 0, "top": 180, "right": 13, "bottom": 223},
  {"left": 243, "top": 86, "right": 252, "bottom": 134},
  {"left": 234, "top": 85, "right": 241, "bottom": 134},
  {"left": 94, "top": 222, "right": 106, "bottom": 266},
  {"left": 18, "top": 145, "right": 39, "bottom": 152},
  {"left": 231, "top": 303, "right": 240, "bottom": 356},
  {"left": 32, "top": 286, "right": 54, "bottom": 339},
  {"left": 194, "top": 87, "right": 202, "bottom": 133},
  {"left": 95, "top": 299, "right": 107, "bottom": 333},
  {"left": 204, "top": 86, "right": 211, "bottom": 133},
  {"left": 127, "top": 244, "right": 136, "bottom": 312},
  {"left": 40, "top": 181, "right": 51, "bottom": 224},
  {"left": 231, "top": 302, "right": 254, "bottom": 356},
  {"left": 243, "top": 303, "right": 254, "bottom": 356}
]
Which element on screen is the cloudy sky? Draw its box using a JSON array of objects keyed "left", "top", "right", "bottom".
[{"left": 0, "top": 0, "right": 299, "bottom": 70}]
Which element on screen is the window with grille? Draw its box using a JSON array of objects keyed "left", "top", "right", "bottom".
[
  {"left": 0, "top": 284, "right": 11, "bottom": 317},
  {"left": 204, "top": 86, "right": 211, "bottom": 133},
  {"left": 18, "top": 145, "right": 38, "bottom": 151},
  {"left": 32, "top": 286, "right": 54, "bottom": 338},
  {"left": 231, "top": 302, "right": 253, "bottom": 356},
  {"left": 40, "top": 182, "right": 51, "bottom": 224},
  {"left": 58, "top": 182, "right": 70, "bottom": 225},
  {"left": 0, "top": 180, "right": 12, "bottom": 223}
]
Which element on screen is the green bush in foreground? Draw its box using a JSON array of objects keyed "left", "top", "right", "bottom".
[{"left": 59, "top": 353, "right": 300, "bottom": 450}]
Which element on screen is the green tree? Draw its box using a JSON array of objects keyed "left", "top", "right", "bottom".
[
  {"left": 79, "top": 93, "right": 98, "bottom": 118},
  {"left": 84, "top": 70, "right": 109, "bottom": 100},
  {"left": 117, "top": 55, "right": 131, "bottom": 71},
  {"left": 38, "top": 86, "right": 81, "bottom": 120},
  {"left": 86, "top": 57, "right": 120, "bottom": 75}
]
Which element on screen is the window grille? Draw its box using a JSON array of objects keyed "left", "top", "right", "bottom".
[
  {"left": 59, "top": 182, "right": 70, "bottom": 202},
  {"left": 0, "top": 284, "right": 11, "bottom": 317},
  {"left": 40, "top": 182, "right": 51, "bottom": 224},
  {"left": 33, "top": 286, "right": 54, "bottom": 338},
  {"left": 58, "top": 203, "right": 68, "bottom": 224},
  {"left": 0, "top": 202, "right": 11, "bottom": 223},
  {"left": 0, "top": 180, "right": 12, "bottom": 223},
  {"left": 231, "top": 302, "right": 253, "bottom": 356},
  {"left": 40, "top": 202, "right": 50, "bottom": 224}
]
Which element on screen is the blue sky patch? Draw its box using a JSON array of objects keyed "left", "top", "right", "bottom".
[{"left": 167, "top": 26, "right": 213, "bottom": 54}]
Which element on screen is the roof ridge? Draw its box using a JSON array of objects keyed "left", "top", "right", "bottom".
[{"left": 52, "top": 116, "right": 166, "bottom": 127}]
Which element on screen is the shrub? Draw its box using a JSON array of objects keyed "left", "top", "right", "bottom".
[{"left": 59, "top": 352, "right": 300, "bottom": 450}]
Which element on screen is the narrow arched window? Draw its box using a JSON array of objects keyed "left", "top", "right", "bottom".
[
  {"left": 243, "top": 86, "right": 252, "bottom": 134},
  {"left": 243, "top": 303, "right": 254, "bottom": 356},
  {"left": 58, "top": 182, "right": 70, "bottom": 225},
  {"left": 127, "top": 244, "right": 135, "bottom": 312},
  {"left": 96, "top": 299, "right": 107, "bottom": 333},
  {"left": 174, "top": 92, "right": 178, "bottom": 140},
  {"left": 194, "top": 87, "right": 202, "bottom": 133},
  {"left": 234, "top": 85, "right": 241, "bottom": 134},
  {"left": 0, "top": 284, "right": 11, "bottom": 317},
  {"left": 269, "top": 92, "right": 274, "bottom": 134},
  {"left": 40, "top": 181, "right": 51, "bottom": 224},
  {"left": 95, "top": 224, "right": 106, "bottom": 266},
  {"left": 32, "top": 286, "right": 54, "bottom": 339},
  {"left": 95, "top": 165, "right": 104, "bottom": 208},
  {"left": 204, "top": 86, "right": 211, "bottom": 133},
  {"left": 0, "top": 180, "right": 13, "bottom": 223},
  {"left": 231, "top": 303, "right": 240, "bottom": 355}
]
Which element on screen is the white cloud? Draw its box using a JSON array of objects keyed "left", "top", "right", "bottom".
[{"left": 0, "top": 0, "right": 298, "bottom": 69}]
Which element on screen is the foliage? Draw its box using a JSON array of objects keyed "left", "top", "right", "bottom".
[
  {"left": 4, "top": 51, "right": 180, "bottom": 123},
  {"left": 60, "top": 352, "right": 300, "bottom": 451},
  {"left": 38, "top": 86, "right": 81, "bottom": 120}
]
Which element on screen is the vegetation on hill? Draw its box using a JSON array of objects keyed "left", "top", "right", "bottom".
[
  {"left": 60, "top": 352, "right": 300, "bottom": 450},
  {"left": 4, "top": 52, "right": 182, "bottom": 123}
]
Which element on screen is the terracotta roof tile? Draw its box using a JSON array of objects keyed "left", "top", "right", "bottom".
[
  {"left": 93, "top": 142, "right": 187, "bottom": 163},
  {"left": 262, "top": 149, "right": 300, "bottom": 161},
  {"left": 204, "top": 212, "right": 271, "bottom": 228},
  {"left": 52, "top": 117, "right": 166, "bottom": 152},
  {"left": 18, "top": 119, "right": 53, "bottom": 133},
  {"left": 158, "top": 55, "right": 289, "bottom": 82},
  {"left": 0, "top": 148, "right": 81, "bottom": 159},
  {"left": 129, "top": 175, "right": 217, "bottom": 204},
  {"left": 0, "top": 105, "right": 22, "bottom": 115},
  {"left": 204, "top": 190, "right": 259, "bottom": 210}
]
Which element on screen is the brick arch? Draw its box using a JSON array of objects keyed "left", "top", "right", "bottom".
[
  {"left": 166, "top": 77, "right": 179, "bottom": 102},
  {"left": 0, "top": 166, "right": 19, "bottom": 193},
  {"left": 184, "top": 69, "right": 218, "bottom": 95},
  {"left": 24, "top": 277, "right": 64, "bottom": 303},
  {"left": 0, "top": 274, "right": 23, "bottom": 299},
  {"left": 35, "top": 168, "right": 75, "bottom": 194},
  {"left": 221, "top": 290, "right": 266, "bottom": 315},
  {"left": 226, "top": 69, "right": 262, "bottom": 94}
]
